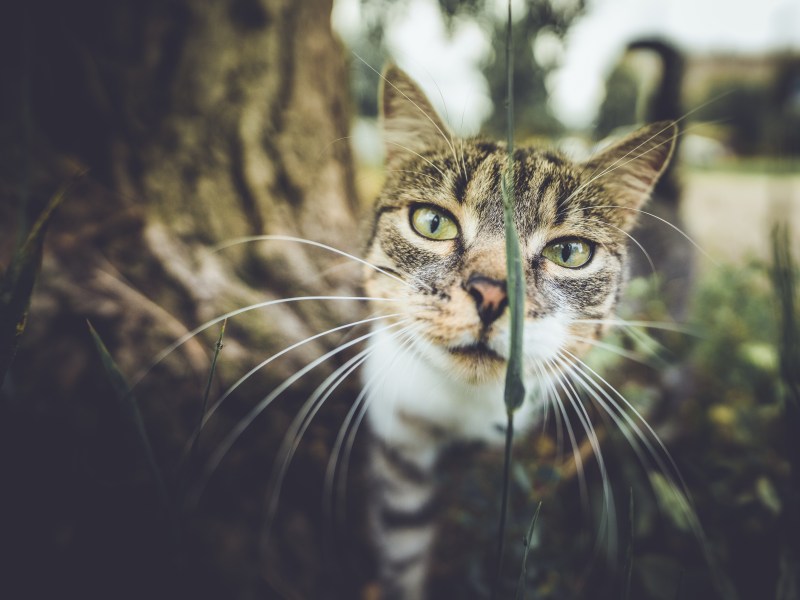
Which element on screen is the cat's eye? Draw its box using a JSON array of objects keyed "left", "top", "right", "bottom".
[
  {"left": 542, "top": 238, "right": 594, "bottom": 269},
  {"left": 410, "top": 206, "right": 459, "bottom": 241}
]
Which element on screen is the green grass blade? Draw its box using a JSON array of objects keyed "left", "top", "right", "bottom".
[
  {"left": 493, "top": 2, "right": 526, "bottom": 597},
  {"left": 623, "top": 488, "right": 635, "bottom": 600},
  {"left": 772, "top": 225, "right": 800, "bottom": 600},
  {"left": 515, "top": 501, "right": 543, "bottom": 600},
  {"left": 189, "top": 318, "right": 227, "bottom": 462},
  {"left": 0, "top": 182, "right": 69, "bottom": 386},
  {"left": 500, "top": 0, "right": 525, "bottom": 413},
  {"left": 502, "top": 168, "right": 526, "bottom": 411},
  {"left": 492, "top": 410, "right": 515, "bottom": 599},
  {"left": 87, "top": 320, "right": 170, "bottom": 510}
]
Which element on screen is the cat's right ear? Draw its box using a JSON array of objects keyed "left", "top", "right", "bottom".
[
  {"left": 380, "top": 64, "right": 452, "bottom": 165},
  {"left": 582, "top": 121, "right": 677, "bottom": 230}
]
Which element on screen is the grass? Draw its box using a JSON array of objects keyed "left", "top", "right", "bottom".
[
  {"left": 88, "top": 321, "right": 170, "bottom": 511},
  {"left": 0, "top": 180, "right": 70, "bottom": 385},
  {"left": 495, "top": 1, "right": 528, "bottom": 597}
]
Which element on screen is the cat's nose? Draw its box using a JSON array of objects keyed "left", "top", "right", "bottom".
[{"left": 466, "top": 275, "right": 508, "bottom": 326}]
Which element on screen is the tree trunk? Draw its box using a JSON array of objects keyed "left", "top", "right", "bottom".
[{"left": 1, "top": 0, "right": 371, "bottom": 598}]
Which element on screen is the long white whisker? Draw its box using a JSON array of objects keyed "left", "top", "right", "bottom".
[
  {"left": 324, "top": 324, "right": 420, "bottom": 540},
  {"left": 531, "top": 360, "right": 563, "bottom": 466},
  {"left": 580, "top": 214, "right": 657, "bottom": 275},
  {"left": 550, "top": 354, "right": 618, "bottom": 555},
  {"left": 580, "top": 206, "right": 718, "bottom": 266},
  {"left": 385, "top": 141, "right": 448, "bottom": 179},
  {"left": 354, "top": 53, "right": 463, "bottom": 176},
  {"left": 567, "top": 335, "right": 663, "bottom": 367},
  {"left": 203, "top": 312, "right": 406, "bottom": 427},
  {"left": 211, "top": 234, "right": 416, "bottom": 290},
  {"left": 186, "top": 320, "right": 409, "bottom": 506},
  {"left": 562, "top": 121, "right": 679, "bottom": 209},
  {"left": 560, "top": 349, "right": 703, "bottom": 539},
  {"left": 132, "top": 295, "right": 405, "bottom": 387},
  {"left": 262, "top": 345, "right": 375, "bottom": 545},
  {"left": 425, "top": 70, "right": 468, "bottom": 183},
  {"left": 384, "top": 168, "right": 442, "bottom": 187},
  {"left": 573, "top": 318, "right": 695, "bottom": 335},
  {"left": 535, "top": 359, "right": 588, "bottom": 505},
  {"left": 176, "top": 312, "right": 407, "bottom": 470}
]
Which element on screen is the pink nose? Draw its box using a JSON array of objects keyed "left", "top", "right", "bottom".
[{"left": 466, "top": 275, "right": 508, "bottom": 326}]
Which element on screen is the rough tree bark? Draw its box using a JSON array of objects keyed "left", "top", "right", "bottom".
[{"left": 1, "top": 0, "right": 371, "bottom": 598}]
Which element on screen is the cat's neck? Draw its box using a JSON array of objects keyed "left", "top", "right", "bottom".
[{"left": 363, "top": 326, "right": 544, "bottom": 461}]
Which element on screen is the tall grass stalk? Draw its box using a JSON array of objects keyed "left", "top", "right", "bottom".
[
  {"left": 0, "top": 181, "right": 71, "bottom": 386},
  {"left": 515, "top": 501, "right": 542, "bottom": 600},
  {"left": 188, "top": 318, "right": 227, "bottom": 464},
  {"left": 772, "top": 225, "right": 800, "bottom": 600},
  {"left": 493, "top": 0, "right": 526, "bottom": 595},
  {"left": 623, "top": 489, "right": 635, "bottom": 600}
]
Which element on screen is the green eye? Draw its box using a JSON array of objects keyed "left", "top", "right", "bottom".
[
  {"left": 410, "top": 206, "right": 459, "bottom": 241},
  {"left": 542, "top": 238, "right": 594, "bottom": 268}
]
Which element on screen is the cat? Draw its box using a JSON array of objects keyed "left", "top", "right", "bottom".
[{"left": 360, "top": 64, "right": 677, "bottom": 599}]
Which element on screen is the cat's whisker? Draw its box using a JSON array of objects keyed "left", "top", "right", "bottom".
[
  {"left": 580, "top": 215, "right": 657, "bottom": 276},
  {"left": 531, "top": 360, "right": 564, "bottom": 467},
  {"left": 582, "top": 114, "right": 717, "bottom": 196},
  {"left": 132, "top": 295, "right": 405, "bottom": 388},
  {"left": 185, "top": 319, "right": 410, "bottom": 508},
  {"left": 356, "top": 55, "right": 465, "bottom": 179},
  {"left": 572, "top": 317, "right": 695, "bottom": 335},
  {"left": 385, "top": 141, "right": 448, "bottom": 180},
  {"left": 562, "top": 120, "right": 679, "bottom": 209},
  {"left": 211, "top": 234, "right": 418, "bottom": 290},
  {"left": 262, "top": 346, "right": 374, "bottom": 546},
  {"left": 325, "top": 325, "right": 422, "bottom": 540},
  {"left": 559, "top": 349, "right": 704, "bottom": 541},
  {"left": 425, "top": 74, "right": 469, "bottom": 183},
  {"left": 384, "top": 168, "right": 442, "bottom": 187},
  {"left": 579, "top": 205, "right": 718, "bottom": 266},
  {"left": 315, "top": 134, "right": 355, "bottom": 163},
  {"left": 549, "top": 355, "right": 618, "bottom": 555},
  {"left": 535, "top": 359, "right": 589, "bottom": 507},
  {"left": 559, "top": 350, "right": 664, "bottom": 475},
  {"left": 176, "top": 312, "right": 408, "bottom": 470},
  {"left": 566, "top": 334, "right": 663, "bottom": 367}
]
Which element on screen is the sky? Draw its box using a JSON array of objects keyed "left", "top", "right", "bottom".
[{"left": 332, "top": 0, "right": 800, "bottom": 131}]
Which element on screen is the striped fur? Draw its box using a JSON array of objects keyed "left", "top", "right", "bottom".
[{"left": 363, "top": 65, "right": 676, "bottom": 598}]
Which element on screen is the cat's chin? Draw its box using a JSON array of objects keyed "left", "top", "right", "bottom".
[{"left": 446, "top": 342, "right": 507, "bottom": 384}]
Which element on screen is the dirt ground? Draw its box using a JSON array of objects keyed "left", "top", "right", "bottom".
[{"left": 681, "top": 169, "right": 800, "bottom": 267}]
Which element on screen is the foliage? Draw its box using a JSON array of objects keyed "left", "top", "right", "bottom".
[
  {"left": 480, "top": 1, "right": 584, "bottom": 138},
  {"left": 351, "top": 0, "right": 585, "bottom": 134},
  {"left": 435, "top": 250, "right": 798, "bottom": 598},
  {"left": 692, "top": 75, "right": 800, "bottom": 156},
  {"left": 0, "top": 182, "right": 68, "bottom": 386}
]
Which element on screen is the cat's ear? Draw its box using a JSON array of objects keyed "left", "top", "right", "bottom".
[
  {"left": 380, "top": 64, "right": 452, "bottom": 165},
  {"left": 582, "top": 121, "right": 677, "bottom": 230}
]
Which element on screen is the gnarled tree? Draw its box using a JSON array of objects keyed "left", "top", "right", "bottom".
[{"left": 1, "top": 0, "right": 368, "bottom": 597}]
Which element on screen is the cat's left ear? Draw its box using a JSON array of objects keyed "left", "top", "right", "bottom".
[
  {"left": 582, "top": 121, "right": 677, "bottom": 230},
  {"left": 380, "top": 64, "right": 453, "bottom": 165}
]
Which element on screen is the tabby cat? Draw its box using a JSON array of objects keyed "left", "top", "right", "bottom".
[{"left": 361, "top": 65, "right": 677, "bottom": 598}]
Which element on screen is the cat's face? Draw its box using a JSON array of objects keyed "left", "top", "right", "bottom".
[{"left": 365, "top": 66, "right": 675, "bottom": 385}]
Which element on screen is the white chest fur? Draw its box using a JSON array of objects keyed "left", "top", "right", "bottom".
[{"left": 363, "top": 326, "right": 545, "bottom": 467}]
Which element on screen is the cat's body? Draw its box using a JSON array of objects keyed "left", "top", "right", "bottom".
[{"left": 361, "top": 65, "right": 676, "bottom": 598}]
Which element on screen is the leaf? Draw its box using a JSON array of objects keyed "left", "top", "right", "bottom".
[
  {"left": 515, "top": 501, "right": 542, "bottom": 600},
  {"left": 188, "top": 318, "right": 227, "bottom": 463},
  {"left": 88, "top": 320, "right": 170, "bottom": 510},
  {"left": 0, "top": 182, "right": 69, "bottom": 386}
]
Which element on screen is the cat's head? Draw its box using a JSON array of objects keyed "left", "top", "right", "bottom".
[{"left": 364, "top": 65, "right": 675, "bottom": 385}]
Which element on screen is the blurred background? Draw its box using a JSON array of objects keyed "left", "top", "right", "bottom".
[
  {"left": 1, "top": 0, "right": 799, "bottom": 598},
  {"left": 329, "top": 1, "right": 800, "bottom": 598}
]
